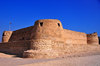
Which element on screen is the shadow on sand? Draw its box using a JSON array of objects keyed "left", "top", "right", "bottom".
[{"left": 0, "top": 51, "right": 23, "bottom": 58}]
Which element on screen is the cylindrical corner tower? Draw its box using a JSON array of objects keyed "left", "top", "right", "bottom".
[
  {"left": 23, "top": 19, "right": 65, "bottom": 59},
  {"left": 2, "top": 31, "right": 13, "bottom": 42},
  {"left": 87, "top": 32, "right": 99, "bottom": 45},
  {"left": 31, "top": 19, "right": 63, "bottom": 40},
  {"left": 30, "top": 19, "right": 64, "bottom": 50}
]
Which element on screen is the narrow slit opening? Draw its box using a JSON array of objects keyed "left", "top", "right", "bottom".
[
  {"left": 58, "top": 23, "right": 60, "bottom": 27},
  {"left": 40, "top": 22, "right": 43, "bottom": 26}
]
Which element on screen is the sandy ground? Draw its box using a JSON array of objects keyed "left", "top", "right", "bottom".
[
  {"left": 22, "top": 55, "right": 100, "bottom": 66},
  {"left": 0, "top": 51, "right": 100, "bottom": 66}
]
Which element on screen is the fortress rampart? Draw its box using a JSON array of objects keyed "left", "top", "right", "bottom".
[
  {"left": 9, "top": 26, "right": 33, "bottom": 42},
  {"left": 63, "top": 29, "right": 87, "bottom": 44},
  {"left": 0, "top": 19, "right": 99, "bottom": 59},
  {"left": 0, "top": 40, "right": 30, "bottom": 56}
]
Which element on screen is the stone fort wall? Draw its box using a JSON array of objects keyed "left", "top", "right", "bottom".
[
  {"left": 0, "top": 40, "right": 31, "bottom": 56},
  {"left": 2, "top": 26, "right": 33, "bottom": 42},
  {"left": 0, "top": 19, "right": 99, "bottom": 59},
  {"left": 2, "top": 19, "right": 97, "bottom": 45},
  {"left": 9, "top": 26, "right": 33, "bottom": 42},
  {"left": 63, "top": 29, "right": 87, "bottom": 44}
]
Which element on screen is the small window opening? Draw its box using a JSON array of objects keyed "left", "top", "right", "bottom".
[
  {"left": 58, "top": 23, "right": 60, "bottom": 27},
  {"left": 40, "top": 22, "right": 43, "bottom": 26}
]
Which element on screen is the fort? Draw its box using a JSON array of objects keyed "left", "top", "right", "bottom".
[{"left": 0, "top": 19, "right": 99, "bottom": 59}]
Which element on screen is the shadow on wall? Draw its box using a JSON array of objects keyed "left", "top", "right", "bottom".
[{"left": 98, "top": 36, "right": 100, "bottom": 44}]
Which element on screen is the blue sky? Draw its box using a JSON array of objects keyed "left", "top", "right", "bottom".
[{"left": 0, "top": 0, "right": 100, "bottom": 42}]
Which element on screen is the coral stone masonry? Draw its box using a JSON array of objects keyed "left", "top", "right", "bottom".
[{"left": 0, "top": 19, "right": 99, "bottom": 59}]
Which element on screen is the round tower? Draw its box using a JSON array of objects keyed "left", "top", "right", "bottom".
[
  {"left": 87, "top": 32, "right": 99, "bottom": 45},
  {"left": 30, "top": 19, "right": 64, "bottom": 50},
  {"left": 31, "top": 19, "right": 63, "bottom": 40},
  {"left": 2, "top": 31, "right": 13, "bottom": 42},
  {"left": 23, "top": 19, "right": 65, "bottom": 58}
]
